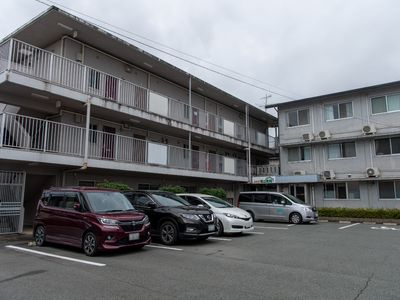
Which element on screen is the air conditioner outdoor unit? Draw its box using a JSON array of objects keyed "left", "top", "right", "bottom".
[
  {"left": 323, "top": 170, "right": 335, "bottom": 179},
  {"left": 366, "top": 167, "right": 380, "bottom": 177},
  {"left": 302, "top": 133, "right": 314, "bottom": 142},
  {"left": 362, "top": 124, "right": 376, "bottom": 135},
  {"left": 319, "top": 130, "right": 331, "bottom": 140},
  {"left": 293, "top": 170, "right": 306, "bottom": 175}
]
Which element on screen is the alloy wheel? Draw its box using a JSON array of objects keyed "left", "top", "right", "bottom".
[
  {"left": 35, "top": 226, "right": 45, "bottom": 246},
  {"left": 83, "top": 232, "right": 97, "bottom": 256}
]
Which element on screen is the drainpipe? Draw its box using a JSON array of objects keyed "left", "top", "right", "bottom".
[
  {"left": 61, "top": 97, "right": 91, "bottom": 186},
  {"left": 188, "top": 76, "right": 192, "bottom": 169},
  {"left": 245, "top": 104, "right": 251, "bottom": 183}
]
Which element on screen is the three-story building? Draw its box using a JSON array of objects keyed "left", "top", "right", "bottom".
[
  {"left": 0, "top": 6, "right": 278, "bottom": 233},
  {"left": 265, "top": 81, "right": 400, "bottom": 208}
]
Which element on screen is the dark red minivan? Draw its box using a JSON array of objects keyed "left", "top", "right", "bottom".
[{"left": 33, "top": 187, "right": 151, "bottom": 256}]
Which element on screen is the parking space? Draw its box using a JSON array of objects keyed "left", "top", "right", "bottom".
[{"left": 2, "top": 222, "right": 400, "bottom": 299}]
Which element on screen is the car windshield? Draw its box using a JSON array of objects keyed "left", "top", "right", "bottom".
[
  {"left": 85, "top": 192, "right": 134, "bottom": 213},
  {"left": 202, "top": 196, "right": 233, "bottom": 208},
  {"left": 282, "top": 193, "right": 306, "bottom": 204},
  {"left": 152, "top": 192, "right": 190, "bottom": 207}
]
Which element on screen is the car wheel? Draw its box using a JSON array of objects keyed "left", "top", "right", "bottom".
[
  {"left": 34, "top": 225, "right": 46, "bottom": 247},
  {"left": 248, "top": 211, "right": 256, "bottom": 222},
  {"left": 160, "top": 221, "right": 178, "bottom": 245},
  {"left": 216, "top": 220, "right": 224, "bottom": 236},
  {"left": 290, "top": 212, "right": 302, "bottom": 224},
  {"left": 83, "top": 232, "right": 98, "bottom": 256}
]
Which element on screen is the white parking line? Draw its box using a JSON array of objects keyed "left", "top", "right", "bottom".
[
  {"left": 287, "top": 224, "right": 295, "bottom": 227},
  {"left": 208, "top": 237, "right": 232, "bottom": 241},
  {"left": 145, "top": 244, "right": 183, "bottom": 251},
  {"left": 338, "top": 223, "right": 360, "bottom": 230},
  {"left": 5, "top": 245, "right": 106, "bottom": 267},
  {"left": 245, "top": 231, "right": 265, "bottom": 235},
  {"left": 254, "top": 226, "right": 288, "bottom": 230}
]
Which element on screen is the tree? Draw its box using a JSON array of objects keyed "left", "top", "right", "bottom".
[
  {"left": 199, "top": 188, "right": 227, "bottom": 200},
  {"left": 96, "top": 182, "right": 131, "bottom": 191},
  {"left": 159, "top": 185, "right": 186, "bottom": 194}
]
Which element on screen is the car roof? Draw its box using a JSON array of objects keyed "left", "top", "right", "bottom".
[
  {"left": 177, "top": 193, "right": 217, "bottom": 198},
  {"left": 240, "top": 191, "right": 283, "bottom": 195},
  {"left": 47, "top": 186, "right": 117, "bottom": 192}
]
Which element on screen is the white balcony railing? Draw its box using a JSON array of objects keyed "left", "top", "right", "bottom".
[
  {"left": 251, "top": 164, "right": 280, "bottom": 176},
  {"left": 0, "top": 113, "right": 248, "bottom": 177},
  {"left": 0, "top": 39, "right": 273, "bottom": 148}
]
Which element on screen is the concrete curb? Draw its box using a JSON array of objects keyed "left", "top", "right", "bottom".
[{"left": 319, "top": 217, "right": 400, "bottom": 225}]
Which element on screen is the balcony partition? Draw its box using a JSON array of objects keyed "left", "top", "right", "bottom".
[
  {"left": 0, "top": 39, "right": 273, "bottom": 147},
  {"left": 0, "top": 113, "right": 247, "bottom": 177}
]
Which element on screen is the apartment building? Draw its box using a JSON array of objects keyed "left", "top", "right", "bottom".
[
  {"left": 262, "top": 81, "right": 400, "bottom": 208},
  {"left": 0, "top": 7, "right": 278, "bottom": 233}
]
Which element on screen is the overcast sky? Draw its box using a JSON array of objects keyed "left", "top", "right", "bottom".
[{"left": 1, "top": 0, "right": 400, "bottom": 108}]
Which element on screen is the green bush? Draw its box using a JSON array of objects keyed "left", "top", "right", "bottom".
[
  {"left": 159, "top": 185, "right": 186, "bottom": 194},
  {"left": 199, "top": 188, "right": 227, "bottom": 200},
  {"left": 318, "top": 207, "right": 400, "bottom": 219},
  {"left": 96, "top": 182, "right": 131, "bottom": 192}
]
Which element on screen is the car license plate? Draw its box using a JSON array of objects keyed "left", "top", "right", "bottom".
[
  {"left": 129, "top": 233, "right": 140, "bottom": 241},
  {"left": 208, "top": 224, "right": 215, "bottom": 232}
]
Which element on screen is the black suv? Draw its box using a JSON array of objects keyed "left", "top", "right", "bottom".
[{"left": 124, "top": 191, "right": 217, "bottom": 245}]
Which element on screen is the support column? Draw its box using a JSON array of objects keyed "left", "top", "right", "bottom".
[
  {"left": 245, "top": 104, "right": 251, "bottom": 183},
  {"left": 188, "top": 131, "right": 192, "bottom": 170},
  {"left": 189, "top": 76, "right": 192, "bottom": 125},
  {"left": 83, "top": 96, "right": 91, "bottom": 168}
]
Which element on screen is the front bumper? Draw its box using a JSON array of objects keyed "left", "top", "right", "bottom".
[
  {"left": 304, "top": 212, "right": 318, "bottom": 223},
  {"left": 219, "top": 215, "right": 254, "bottom": 233},
  {"left": 97, "top": 223, "right": 152, "bottom": 251},
  {"left": 179, "top": 220, "right": 217, "bottom": 240}
]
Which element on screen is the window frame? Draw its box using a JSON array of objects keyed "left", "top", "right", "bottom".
[
  {"left": 378, "top": 181, "right": 400, "bottom": 200},
  {"left": 323, "top": 182, "right": 361, "bottom": 200},
  {"left": 327, "top": 142, "right": 356, "bottom": 160},
  {"left": 286, "top": 108, "right": 310, "bottom": 128},
  {"left": 287, "top": 146, "right": 312, "bottom": 163},
  {"left": 324, "top": 101, "right": 354, "bottom": 121},
  {"left": 375, "top": 137, "right": 400, "bottom": 156},
  {"left": 371, "top": 93, "right": 400, "bottom": 115}
]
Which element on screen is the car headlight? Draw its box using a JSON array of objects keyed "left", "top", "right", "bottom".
[
  {"left": 142, "top": 215, "right": 150, "bottom": 224},
  {"left": 223, "top": 213, "right": 240, "bottom": 219},
  {"left": 98, "top": 218, "right": 119, "bottom": 226},
  {"left": 181, "top": 214, "right": 200, "bottom": 221}
]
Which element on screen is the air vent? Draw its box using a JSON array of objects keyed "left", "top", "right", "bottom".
[
  {"left": 293, "top": 170, "right": 306, "bottom": 175},
  {"left": 362, "top": 124, "right": 376, "bottom": 135},
  {"left": 319, "top": 130, "right": 331, "bottom": 140},
  {"left": 366, "top": 167, "right": 380, "bottom": 177},
  {"left": 323, "top": 170, "right": 335, "bottom": 179},
  {"left": 302, "top": 133, "right": 314, "bottom": 142}
]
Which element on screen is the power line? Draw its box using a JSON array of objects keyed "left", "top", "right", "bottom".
[{"left": 33, "top": 0, "right": 297, "bottom": 100}]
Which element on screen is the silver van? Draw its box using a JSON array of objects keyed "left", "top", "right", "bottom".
[{"left": 238, "top": 191, "right": 318, "bottom": 224}]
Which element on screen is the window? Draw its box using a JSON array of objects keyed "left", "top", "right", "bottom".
[
  {"left": 324, "top": 182, "right": 360, "bottom": 199},
  {"left": 371, "top": 94, "right": 400, "bottom": 114},
  {"left": 288, "top": 146, "right": 311, "bottom": 162},
  {"left": 239, "top": 194, "right": 253, "bottom": 203},
  {"left": 186, "top": 196, "right": 205, "bottom": 206},
  {"left": 287, "top": 109, "right": 310, "bottom": 127},
  {"left": 375, "top": 137, "right": 400, "bottom": 155},
  {"left": 47, "top": 193, "right": 65, "bottom": 208},
  {"left": 253, "top": 194, "right": 270, "bottom": 204},
  {"left": 379, "top": 181, "right": 400, "bottom": 199},
  {"left": 137, "top": 184, "right": 160, "bottom": 190},
  {"left": 88, "top": 69, "right": 100, "bottom": 89},
  {"left": 324, "top": 102, "right": 353, "bottom": 120},
  {"left": 328, "top": 142, "right": 356, "bottom": 159},
  {"left": 89, "top": 124, "right": 98, "bottom": 143}
]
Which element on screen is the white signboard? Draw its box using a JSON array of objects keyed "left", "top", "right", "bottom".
[
  {"left": 224, "top": 157, "right": 235, "bottom": 174},
  {"left": 147, "top": 142, "right": 167, "bottom": 165},
  {"left": 149, "top": 92, "right": 169, "bottom": 116},
  {"left": 223, "top": 120, "right": 235, "bottom": 137}
]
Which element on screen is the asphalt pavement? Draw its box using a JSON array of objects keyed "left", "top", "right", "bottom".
[{"left": 1, "top": 222, "right": 400, "bottom": 300}]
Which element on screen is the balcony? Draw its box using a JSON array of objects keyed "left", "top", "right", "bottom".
[
  {"left": 0, "top": 39, "right": 276, "bottom": 149},
  {"left": 251, "top": 164, "right": 280, "bottom": 176},
  {"left": 0, "top": 113, "right": 248, "bottom": 178}
]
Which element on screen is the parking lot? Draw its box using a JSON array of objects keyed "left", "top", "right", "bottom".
[{"left": 1, "top": 222, "right": 400, "bottom": 300}]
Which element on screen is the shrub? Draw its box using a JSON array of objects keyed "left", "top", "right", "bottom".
[
  {"left": 318, "top": 207, "right": 400, "bottom": 219},
  {"left": 199, "top": 188, "right": 227, "bottom": 200},
  {"left": 96, "top": 182, "right": 131, "bottom": 192},
  {"left": 159, "top": 185, "right": 186, "bottom": 194}
]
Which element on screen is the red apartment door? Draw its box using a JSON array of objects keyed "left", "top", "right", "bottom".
[{"left": 102, "top": 126, "right": 116, "bottom": 159}]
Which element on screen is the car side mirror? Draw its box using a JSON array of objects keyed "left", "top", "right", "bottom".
[
  {"left": 197, "top": 204, "right": 205, "bottom": 207},
  {"left": 147, "top": 202, "right": 157, "bottom": 209},
  {"left": 73, "top": 203, "right": 81, "bottom": 211}
]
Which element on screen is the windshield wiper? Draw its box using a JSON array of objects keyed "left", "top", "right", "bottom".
[{"left": 106, "top": 209, "right": 123, "bottom": 213}]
